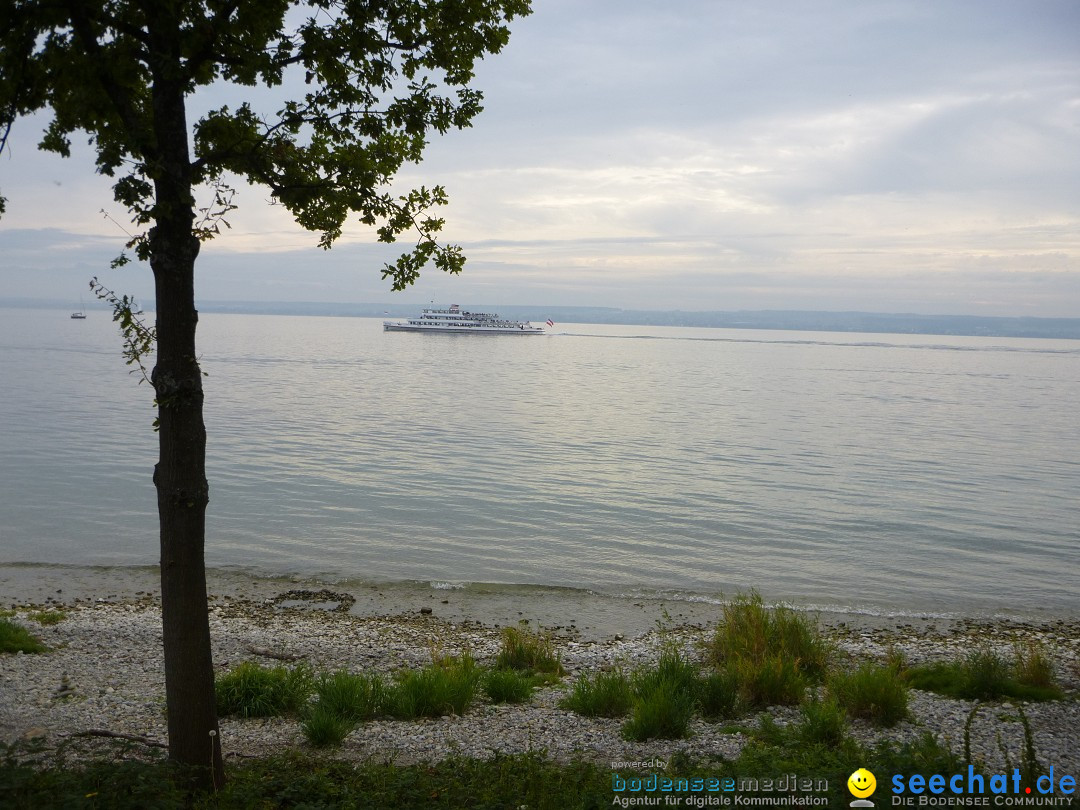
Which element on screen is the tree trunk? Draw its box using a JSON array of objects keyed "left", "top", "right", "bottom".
[
  {"left": 151, "top": 233, "right": 223, "bottom": 791},
  {"left": 147, "top": 16, "right": 224, "bottom": 792}
]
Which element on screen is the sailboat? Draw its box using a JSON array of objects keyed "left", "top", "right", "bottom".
[{"left": 70, "top": 298, "right": 87, "bottom": 319}]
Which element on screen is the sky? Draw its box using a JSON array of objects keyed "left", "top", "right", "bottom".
[{"left": 2, "top": 0, "right": 1079, "bottom": 316}]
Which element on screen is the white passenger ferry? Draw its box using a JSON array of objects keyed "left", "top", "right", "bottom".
[{"left": 383, "top": 305, "right": 547, "bottom": 334}]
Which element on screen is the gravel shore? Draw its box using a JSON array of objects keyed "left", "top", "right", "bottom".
[{"left": 2, "top": 593, "right": 1078, "bottom": 774}]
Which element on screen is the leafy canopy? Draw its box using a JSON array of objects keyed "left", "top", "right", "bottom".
[{"left": 0, "top": 0, "right": 531, "bottom": 286}]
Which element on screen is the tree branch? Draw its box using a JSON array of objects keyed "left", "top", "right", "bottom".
[
  {"left": 95, "top": 6, "right": 151, "bottom": 47},
  {"left": 64, "top": 1, "right": 157, "bottom": 163},
  {"left": 0, "top": 116, "right": 12, "bottom": 158},
  {"left": 182, "top": 0, "right": 241, "bottom": 81}
]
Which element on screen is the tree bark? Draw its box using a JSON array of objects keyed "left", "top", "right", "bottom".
[
  {"left": 151, "top": 230, "right": 223, "bottom": 790},
  {"left": 147, "top": 12, "right": 224, "bottom": 792}
]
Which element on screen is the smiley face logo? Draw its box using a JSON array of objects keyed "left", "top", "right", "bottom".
[{"left": 848, "top": 768, "right": 876, "bottom": 798}]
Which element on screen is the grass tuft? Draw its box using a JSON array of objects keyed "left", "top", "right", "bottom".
[
  {"left": 618, "top": 648, "right": 701, "bottom": 741},
  {"left": 483, "top": 669, "right": 537, "bottom": 704},
  {"left": 622, "top": 682, "right": 696, "bottom": 741},
  {"left": 29, "top": 610, "right": 66, "bottom": 626},
  {"left": 560, "top": 669, "right": 633, "bottom": 717},
  {"left": 0, "top": 618, "right": 47, "bottom": 654},
  {"left": 829, "top": 662, "right": 909, "bottom": 727},
  {"left": 707, "top": 590, "right": 827, "bottom": 707},
  {"left": 215, "top": 661, "right": 314, "bottom": 718},
  {"left": 709, "top": 590, "right": 830, "bottom": 679},
  {"left": 1013, "top": 641, "right": 1054, "bottom": 689},
  {"left": 313, "top": 670, "right": 384, "bottom": 724},
  {"left": 494, "top": 625, "right": 565, "bottom": 676},
  {"left": 384, "top": 655, "right": 480, "bottom": 719},
  {"left": 632, "top": 647, "right": 699, "bottom": 699},
  {"left": 300, "top": 703, "right": 356, "bottom": 748},
  {"left": 797, "top": 695, "right": 848, "bottom": 746},
  {"left": 906, "top": 645, "right": 1063, "bottom": 702},
  {"left": 963, "top": 648, "right": 1013, "bottom": 700},
  {"left": 299, "top": 670, "right": 387, "bottom": 747},
  {"left": 698, "top": 670, "right": 741, "bottom": 720},
  {"left": 729, "top": 653, "right": 806, "bottom": 707}
]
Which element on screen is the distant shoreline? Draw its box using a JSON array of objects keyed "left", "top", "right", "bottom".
[{"left": 5, "top": 299, "right": 1080, "bottom": 340}]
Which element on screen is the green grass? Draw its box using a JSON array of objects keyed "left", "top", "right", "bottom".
[
  {"left": 631, "top": 647, "right": 699, "bottom": 698},
  {"left": 797, "top": 695, "right": 848, "bottom": 746},
  {"left": 299, "top": 658, "right": 484, "bottom": 745},
  {"left": 483, "top": 668, "right": 538, "bottom": 704},
  {"left": 312, "top": 670, "right": 385, "bottom": 723},
  {"left": 0, "top": 752, "right": 190, "bottom": 810},
  {"left": 300, "top": 671, "right": 386, "bottom": 747},
  {"left": 0, "top": 727, "right": 976, "bottom": 809},
  {"left": 384, "top": 655, "right": 480, "bottom": 719},
  {"left": 906, "top": 646, "right": 1063, "bottom": 702},
  {"left": 963, "top": 648, "right": 1014, "bottom": 699},
  {"left": 829, "top": 662, "right": 909, "bottom": 726},
  {"left": 560, "top": 642, "right": 810, "bottom": 739},
  {"left": 554, "top": 648, "right": 742, "bottom": 741},
  {"left": 215, "top": 661, "right": 314, "bottom": 718},
  {"left": 494, "top": 624, "right": 565, "bottom": 677},
  {"left": 707, "top": 591, "right": 828, "bottom": 707},
  {"left": 622, "top": 681, "right": 696, "bottom": 741},
  {"left": 728, "top": 652, "right": 807, "bottom": 707},
  {"left": 560, "top": 669, "right": 634, "bottom": 717},
  {"left": 0, "top": 618, "right": 47, "bottom": 654},
  {"left": 708, "top": 590, "right": 830, "bottom": 680},
  {"left": 618, "top": 648, "right": 701, "bottom": 741},
  {"left": 300, "top": 703, "right": 356, "bottom": 748},
  {"left": 698, "top": 669, "right": 741, "bottom": 720},
  {"left": 209, "top": 751, "right": 615, "bottom": 809},
  {"left": 28, "top": 610, "right": 66, "bottom": 626},
  {"left": 1013, "top": 641, "right": 1055, "bottom": 689}
]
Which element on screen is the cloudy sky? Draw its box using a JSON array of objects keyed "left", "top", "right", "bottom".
[{"left": 2, "top": 0, "right": 1079, "bottom": 316}]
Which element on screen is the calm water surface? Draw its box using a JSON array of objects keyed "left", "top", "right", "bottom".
[{"left": 1, "top": 307, "right": 1077, "bottom": 619}]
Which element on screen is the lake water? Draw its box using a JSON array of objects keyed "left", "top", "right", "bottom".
[{"left": 1, "top": 307, "right": 1077, "bottom": 621}]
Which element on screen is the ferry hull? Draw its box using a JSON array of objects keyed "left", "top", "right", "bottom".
[{"left": 383, "top": 322, "right": 545, "bottom": 334}]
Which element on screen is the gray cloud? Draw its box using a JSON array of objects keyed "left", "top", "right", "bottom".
[{"left": 2, "top": 0, "right": 1078, "bottom": 316}]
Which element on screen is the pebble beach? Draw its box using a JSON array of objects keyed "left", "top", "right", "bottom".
[{"left": 2, "top": 580, "right": 1078, "bottom": 776}]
